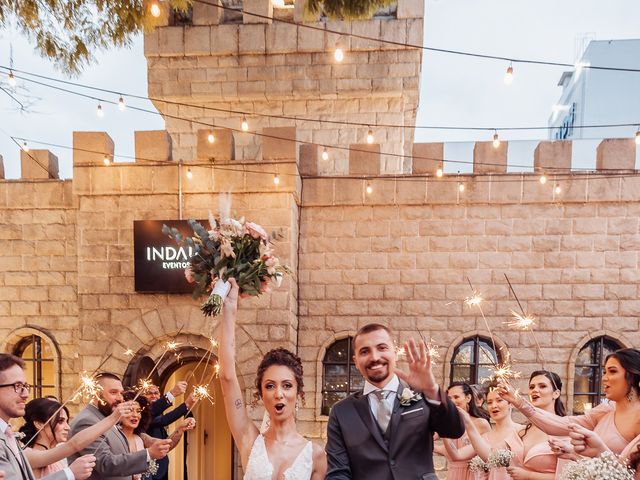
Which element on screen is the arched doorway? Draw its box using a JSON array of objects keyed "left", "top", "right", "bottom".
[{"left": 124, "top": 344, "right": 233, "bottom": 479}]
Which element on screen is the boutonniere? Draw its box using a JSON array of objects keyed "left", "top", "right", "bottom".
[
  {"left": 398, "top": 387, "right": 422, "bottom": 406},
  {"left": 142, "top": 459, "right": 159, "bottom": 479},
  {"left": 14, "top": 431, "right": 25, "bottom": 441}
]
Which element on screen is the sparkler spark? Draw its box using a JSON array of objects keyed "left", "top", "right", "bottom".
[
  {"left": 507, "top": 310, "right": 536, "bottom": 330},
  {"left": 210, "top": 338, "right": 219, "bottom": 349},
  {"left": 137, "top": 379, "right": 154, "bottom": 393},
  {"left": 426, "top": 340, "right": 441, "bottom": 363},
  {"left": 124, "top": 349, "right": 135, "bottom": 357},
  {"left": 166, "top": 341, "right": 180, "bottom": 351},
  {"left": 193, "top": 385, "right": 214, "bottom": 403},
  {"left": 72, "top": 372, "right": 102, "bottom": 402},
  {"left": 465, "top": 292, "right": 483, "bottom": 307},
  {"left": 214, "top": 364, "right": 221, "bottom": 377},
  {"left": 491, "top": 355, "right": 521, "bottom": 381}
]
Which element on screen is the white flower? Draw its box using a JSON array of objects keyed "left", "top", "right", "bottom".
[
  {"left": 398, "top": 387, "right": 422, "bottom": 406},
  {"left": 400, "top": 388, "right": 413, "bottom": 402}
]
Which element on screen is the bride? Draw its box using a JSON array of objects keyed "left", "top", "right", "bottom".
[{"left": 219, "top": 278, "right": 327, "bottom": 480}]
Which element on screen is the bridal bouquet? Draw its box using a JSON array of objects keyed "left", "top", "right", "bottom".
[
  {"left": 469, "top": 455, "right": 489, "bottom": 473},
  {"left": 487, "top": 449, "right": 513, "bottom": 469},
  {"left": 163, "top": 214, "right": 291, "bottom": 316},
  {"left": 560, "top": 451, "right": 635, "bottom": 480}
]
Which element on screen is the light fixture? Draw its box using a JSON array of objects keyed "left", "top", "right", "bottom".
[
  {"left": 321, "top": 148, "right": 329, "bottom": 161},
  {"left": 207, "top": 132, "right": 215, "bottom": 143},
  {"left": 554, "top": 184, "right": 562, "bottom": 195},
  {"left": 7, "top": 70, "right": 16, "bottom": 87},
  {"left": 273, "top": 174, "right": 280, "bottom": 185},
  {"left": 150, "top": 1, "right": 161, "bottom": 17},
  {"left": 334, "top": 47, "right": 344, "bottom": 62},
  {"left": 366, "top": 129, "right": 374, "bottom": 144},
  {"left": 366, "top": 183, "right": 373, "bottom": 195},
  {"left": 241, "top": 116, "right": 249, "bottom": 131},
  {"left": 539, "top": 174, "right": 547, "bottom": 184},
  {"left": 635, "top": 129, "right": 640, "bottom": 145},
  {"left": 96, "top": 102, "right": 104, "bottom": 118},
  {"left": 118, "top": 96, "right": 126, "bottom": 111},
  {"left": 436, "top": 168, "right": 443, "bottom": 178},
  {"left": 504, "top": 62, "right": 514, "bottom": 85},
  {"left": 186, "top": 168, "right": 193, "bottom": 179},
  {"left": 458, "top": 182, "right": 465, "bottom": 192},
  {"left": 22, "top": 141, "right": 29, "bottom": 152},
  {"left": 103, "top": 156, "right": 110, "bottom": 166},
  {"left": 492, "top": 131, "right": 500, "bottom": 149}
]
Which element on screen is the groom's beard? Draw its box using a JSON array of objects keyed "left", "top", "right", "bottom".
[{"left": 364, "top": 361, "right": 390, "bottom": 384}]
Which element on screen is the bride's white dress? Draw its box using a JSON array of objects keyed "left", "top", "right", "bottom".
[{"left": 243, "top": 434, "right": 313, "bottom": 480}]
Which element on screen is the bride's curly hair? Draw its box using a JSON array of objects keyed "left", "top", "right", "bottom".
[{"left": 254, "top": 348, "right": 305, "bottom": 404}]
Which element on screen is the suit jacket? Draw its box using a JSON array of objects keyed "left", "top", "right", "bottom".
[
  {"left": 0, "top": 434, "right": 67, "bottom": 480},
  {"left": 325, "top": 381, "right": 465, "bottom": 480},
  {"left": 68, "top": 404, "right": 148, "bottom": 480},
  {"left": 146, "top": 400, "right": 189, "bottom": 480}
]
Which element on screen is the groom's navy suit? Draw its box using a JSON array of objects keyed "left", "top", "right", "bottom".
[{"left": 325, "top": 378, "right": 464, "bottom": 480}]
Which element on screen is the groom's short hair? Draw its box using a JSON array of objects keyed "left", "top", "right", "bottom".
[{"left": 353, "top": 323, "right": 392, "bottom": 348}]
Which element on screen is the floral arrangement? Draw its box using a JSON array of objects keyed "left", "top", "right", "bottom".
[
  {"left": 163, "top": 214, "right": 291, "bottom": 317},
  {"left": 469, "top": 455, "right": 489, "bottom": 473},
  {"left": 487, "top": 449, "right": 513, "bottom": 469},
  {"left": 398, "top": 387, "right": 422, "bottom": 406},
  {"left": 142, "top": 459, "right": 159, "bottom": 479},
  {"left": 560, "top": 451, "right": 635, "bottom": 480}
]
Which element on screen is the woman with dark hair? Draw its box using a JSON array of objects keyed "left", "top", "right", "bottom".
[
  {"left": 435, "top": 382, "right": 491, "bottom": 479},
  {"left": 499, "top": 348, "right": 640, "bottom": 457},
  {"left": 119, "top": 391, "right": 196, "bottom": 480},
  {"left": 219, "top": 278, "right": 327, "bottom": 480},
  {"left": 20, "top": 397, "right": 131, "bottom": 478}
]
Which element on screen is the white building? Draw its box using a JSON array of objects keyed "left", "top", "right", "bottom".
[{"left": 548, "top": 39, "right": 640, "bottom": 141}]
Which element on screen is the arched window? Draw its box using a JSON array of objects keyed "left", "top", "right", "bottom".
[
  {"left": 450, "top": 336, "right": 501, "bottom": 385},
  {"left": 321, "top": 338, "right": 364, "bottom": 415},
  {"left": 573, "top": 336, "right": 623, "bottom": 413},
  {"left": 14, "top": 334, "right": 57, "bottom": 398}
]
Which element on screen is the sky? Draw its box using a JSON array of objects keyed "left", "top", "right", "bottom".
[{"left": 1, "top": 0, "right": 639, "bottom": 178}]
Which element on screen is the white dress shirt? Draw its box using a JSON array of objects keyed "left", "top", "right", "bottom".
[{"left": 363, "top": 374, "right": 399, "bottom": 421}]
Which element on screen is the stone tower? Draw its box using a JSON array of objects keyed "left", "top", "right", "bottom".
[{"left": 144, "top": 0, "right": 424, "bottom": 173}]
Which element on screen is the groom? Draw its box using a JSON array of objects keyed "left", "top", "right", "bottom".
[{"left": 325, "top": 323, "right": 464, "bottom": 480}]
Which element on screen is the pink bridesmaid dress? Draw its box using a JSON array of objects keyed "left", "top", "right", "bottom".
[
  {"left": 504, "top": 431, "right": 559, "bottom": 477},
  {"left": 443, "top": 434, "right": 475, "bottom": 480}
]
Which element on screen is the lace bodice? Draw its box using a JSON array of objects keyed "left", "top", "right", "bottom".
[{"left": 243, "top": 434, "right": 313, "bottom": 480}]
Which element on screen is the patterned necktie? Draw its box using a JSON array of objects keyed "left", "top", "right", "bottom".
[{"left": 372, "top": 390, "right": 392, "bottom": 432}]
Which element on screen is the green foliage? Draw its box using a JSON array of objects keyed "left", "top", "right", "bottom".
[{"left": 304, "top": 0, "right": 396, "bottom": 20}]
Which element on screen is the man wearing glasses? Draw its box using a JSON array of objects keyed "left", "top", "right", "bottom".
[{"left": 0, "top": 353, "right": 96, "bottom": 480}]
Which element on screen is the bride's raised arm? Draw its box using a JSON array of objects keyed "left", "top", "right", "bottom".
[{"left": 219, "top": 278, "right": 259, "bottom": 462}]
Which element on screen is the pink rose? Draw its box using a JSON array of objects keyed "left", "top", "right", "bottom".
[
  {"left": 245, "top": 222, "right": 269, "bottom": 241},
  {"left": 184, "top": 267, "right": 195, "bottom": 284},
  {"left": 260, "top": 278, "right": 271, "bottom": 293}
]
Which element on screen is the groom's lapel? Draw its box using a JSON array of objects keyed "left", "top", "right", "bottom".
[{"left": 353, "top": 391, "right": 388, "bottom": 452}]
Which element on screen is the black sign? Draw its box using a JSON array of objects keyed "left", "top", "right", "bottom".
[{"left": 134, "top": 220, "right": 200, "bottom": 293}]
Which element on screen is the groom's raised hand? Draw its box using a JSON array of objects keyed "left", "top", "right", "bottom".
[{"left": 395, "top": 338, "right": 440, "bottom": 401}]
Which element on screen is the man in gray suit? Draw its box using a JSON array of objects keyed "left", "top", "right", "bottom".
[
  {"left": 325, "top": 324, "right": 465, "bottom": 480},
  {"left": 0, "top": 354, "right": 95, "bottom": 480},
  {"left": 68, "top": 373, "right": 171, "bottom": 480}
]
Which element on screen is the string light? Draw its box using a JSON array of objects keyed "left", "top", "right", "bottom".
[
  {"left": 554, "top": 184, "right": 562, "bottom": 195},
  {"left": 241, "top": 116, "right": 249, "bottom": 131},
  {"left": 273, "top": 174, "right": 280, "bottom": 185},
  {"left": 334, "top": 47, "right": 344, "bottom": 62},
  {"left": 7, "top": 70, "right": 16, "bottom": 87},
  {"left": 458, "top": 182, "right": 465, "bottom": 192},
  {"left": 207, "top": 132, "right": 215, "bottom": 143},
  {"left": 321, "top": 148, "right": 329, "bottom": 161},
  {"left": 118, "top": 96, "right": 126, "bottom": 111},
  {"left": 492, "top": 131, "right": 500, "bottom": 149},
  {"left": 150, "top": 1, "right": 161, "bottom": 17},
  {"left": 22, "top": 141, "right": 29, "bottom": 152},
  {"left": 96, "top": 102, "right": 104, "bottom": 118},
  {"left": 103, "top": 156, "right": 110, "bottom": 166},
  {"left": 539, "top": 174, "right": 547, "bottom": 184},
  {"left": 504, "top": 62, "right": 514, "bottom": 85},
  {"left": 365, "top": 182, "right": 373, "bottom": 194},
  {"left": 635, "top": 129, "right": 640, "bottom": 145},
  {"left": 436, "top": 168, "right": 443, "bottom": 178},
  {"left": 186, "top": 168, "right": 193, "bottom": 179},
  {"left": 366, "top": 129, "right": 374, "bottom": 144}
]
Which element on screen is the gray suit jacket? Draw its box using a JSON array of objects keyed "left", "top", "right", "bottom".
[
  {"left": 68, "top": 404, "right": 148, "bottom": 480},
  {"left": 325, "top": 381, "right": 465, "bottom": 480},
  {"left": 0, "top": 434, "right": 67, "bottom": 480}
]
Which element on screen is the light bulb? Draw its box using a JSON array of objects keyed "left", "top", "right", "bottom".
[
  {"left": 7, "top": 71, "right": 16, "bottom": 87},
  {"left": 635, "top": 130, "right": 640, "bottom": 145},
  {"left": 334, "top": 47, "right": 344, "bottom": 62},
  {"left": 118, "top": 96, "right": 126, "bottom": 111},
  {"left": 436, "top": 168, "right": 443, "bottom": 178},
  {"left": 504, "top": 64, "right": 513, "bottom": 85},
  {"left": 241, "top": 117, "right": 249, "bottom": 131},
  {"left": 207, "top": 132, "right": 215, "bottom": 143},
  {"left": 321, "top": 148, "right": 329, "bottom": 161},
  {"left": 186, "top": 168, "right": 193, "bottom": 179},
  {"left": 96, "top": 103, "right": 104, "bottom": 118},
  {"left": 366, "top": 129, "right": 374, "bottom": 144},
  {"left": 539, "top": 174, "right": 547, "bottom": 184},
  {"left": 103, "top": 156, "right": 110, "bottom": 166},
  {"left": 273, "top": 174, "right": 280, "bottom": 185},
  {"left": 365, "top": 183, "right": 373, "bottom": 194},
  {"left": 554, "top": 184, "right": 561, "bottom": 195},
  {"left": 150, "top": 1, "right": 161, "bottom": 17},
  {"left": 492, "top": 132, "right": 500, "bottom": 149},
  {"left": 22, "top": 141, "right": 29, "bottom": 152},
  {"left": 458, "top": 183, "right": 465, "bottom": 192}
]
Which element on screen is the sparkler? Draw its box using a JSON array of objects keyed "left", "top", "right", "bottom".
[
  {"left": 506, "top": 310, "right": 535, "bottom": 329},
  {"left": 124, "top": 349, "right": 135, "bottom": 357},
  {"left": 465, "top": 278, "right": 498, "bottom": 359},
  {"left": 492, "top": 353, "right": 521, "bottom": 381}
]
